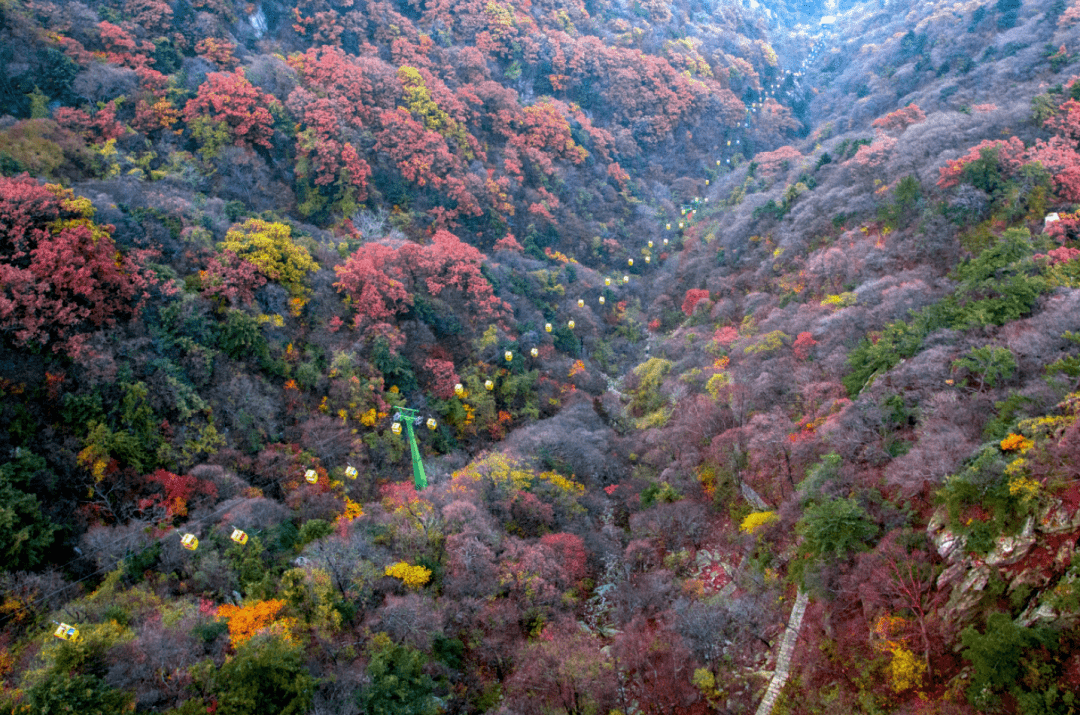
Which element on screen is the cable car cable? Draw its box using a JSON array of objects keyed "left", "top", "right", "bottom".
[{"left": 0, "top": 467, "right": 336, "bottom": 628}]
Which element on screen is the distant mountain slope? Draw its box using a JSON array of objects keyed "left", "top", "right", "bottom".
[{"left": 2, "top": 0, "right": 1080, "bottom": 713}]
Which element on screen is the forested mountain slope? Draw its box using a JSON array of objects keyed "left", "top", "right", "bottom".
[{"left": 2, "top": 0, "right": 1080, "bottom": 713}]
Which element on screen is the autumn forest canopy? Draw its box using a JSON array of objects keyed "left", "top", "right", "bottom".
[{"left": 4, "top": 0, "right": 1080, "bottom": 712}]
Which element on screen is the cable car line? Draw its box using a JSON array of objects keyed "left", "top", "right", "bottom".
[{"left": 1, "top": 460, "right": 352, "bottom": 630}]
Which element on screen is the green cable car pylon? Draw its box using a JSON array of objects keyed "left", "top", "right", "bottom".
[{"left": 391, "top": 407, "right": 429, "bottom": 490}]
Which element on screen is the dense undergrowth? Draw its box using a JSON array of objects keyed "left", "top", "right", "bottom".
[{"left": 3, "top": 0, "right": 1080, "bottom": 713}]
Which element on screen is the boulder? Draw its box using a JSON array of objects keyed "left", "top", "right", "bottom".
[{"left": 984, "top": 517, "right": 1035, "bottom": 567}]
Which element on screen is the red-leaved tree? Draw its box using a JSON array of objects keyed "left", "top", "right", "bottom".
[
  {"left": 199, "top": 250, "right": 266, "bottom": 307},
  {"left": 611, "top": 617, "right": 707, "bottom": 715},
  {"left": 286, "top": 89, "right": 372, "bottom": 213},
  {"left": 504, "top": 620, "right": 617, "bottom": 715},
  {"left": 1027, "top": 136, "right": 1080, "bottom": 202},
  {"left": 793, "top": 331, "right": 818, "bottom": 361},
  {"left": 538, "top": 532, "right": 588, "bottom": 584},
  {"left": 139, "top": 469, "right": 219, "bottom": 523},
  {"left": 848, "top": 530, "right": 947, "bottom": 678},
  {"left": 752, "top": 145, "right": 802, "bottom": 181},
  {"left": 333, "top": 241, "right": 414, "bottom": 327},
  {"left": 871, "top": 103, "right": 926, "bottom": 134},
  {"left": 183, "top": 70, "right": 279, "bottom": 149},
  {"left": 399, "top": 230, "right": 508, "bottom": 321},
  {"left": 423, "top": 357, "right": 460, "bottom": 399},
  {"left": 0, "top": 175, "right": 154, "bottom": 357},
  {"left": 850, "top": 135, "right": 897, "bottom": 169},
  {"left": 681, "top": 288, "right": 711, "bottom": 316},
  {"left": 937, "top": 137, "right": 1027, "bottom": 188},
  {"left": 1046, "top": 97, "right": 1080, "bottom": 144}
]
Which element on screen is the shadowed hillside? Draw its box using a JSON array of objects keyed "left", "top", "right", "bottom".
[{"left": 1, "top": 0, "right": 1080, "bottom": 713}]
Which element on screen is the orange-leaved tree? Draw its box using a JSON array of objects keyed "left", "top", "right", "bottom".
[{"left": 217, "top": 598, "right": 294, "bottom": 645}]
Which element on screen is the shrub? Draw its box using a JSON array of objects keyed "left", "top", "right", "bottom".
[
  {"left": 0, "top": 451, "right": 58, "bottom": 571},
  {"left": 297, "top": 518, "right": 335, "bottom": 548},
  {"left": 739, "top": 510, "right": 778, "bottom": 534},
  {"left": 200, "top": 634, "right": 314, "bottom": 715},
  {"left": 798, "top": 497, "right": 877, "bottom": 560},
  {"left": 22, "top": 672, "right": 132, "bottom": 715},
  {"left": 744, "top": 330, "right": 789, "bottom": 355},
  {"left": 628, "top": 358, "right": 672, "bottom": 415},
  {"left": 217, "top": 309, "right": 269, "bottom": 361},
  {"left": 360, "top": 632, "right": 438, "bottom": 715},
  {"left": 217, "top": 599, "right": 291, "bottom": 646},
  {"left": 845, "top": 229, "right": 1045, "bottom": 396},
  {"left": 961, "top": 612, "right": 1058, "bottom": 709},
  {"left": 939, "top": 445, "right": 1036, "bottom": 554},
  {"left": 640, "top": 481, "right": 682, "bottom": 508},
  {"left": 951, "top": 346, "right": 1017, "bottom": 390},
  {"left": 384, "top": 561, "right": 432, "bottom": 589}
]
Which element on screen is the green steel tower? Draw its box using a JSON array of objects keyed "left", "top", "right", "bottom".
[{"left": 392, "top": 407, "right": 428, "bottom": 490}]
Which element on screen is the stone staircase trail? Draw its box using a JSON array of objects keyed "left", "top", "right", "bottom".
[{"left": 754, "top": 588, "right": 808, "bottom": 715}]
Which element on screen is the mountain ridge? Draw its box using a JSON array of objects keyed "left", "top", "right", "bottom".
[{"left": 2, "top": 0, "right": 1080, "bottom": 712}]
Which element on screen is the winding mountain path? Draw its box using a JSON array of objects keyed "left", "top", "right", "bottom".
[{"left": 755, "top": 588, "right": 808, "bottom": 715}]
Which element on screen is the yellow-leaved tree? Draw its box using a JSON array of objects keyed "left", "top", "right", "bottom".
[
  {"left": 872, "top": 614, "right": 927, "bottom": 693},
  {"left": 218, "top": 219, "right": 318, "bottom": 313},
  {"left": 384, "top": 561, "right": 432, "bottom": 589},
  {"left": 739, "top": 510, "right": 778, "bottom": 534}
]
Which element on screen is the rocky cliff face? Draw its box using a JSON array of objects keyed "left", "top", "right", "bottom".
[{"left": 930, "top": 495, "right": 1080, "bottom": 629}]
